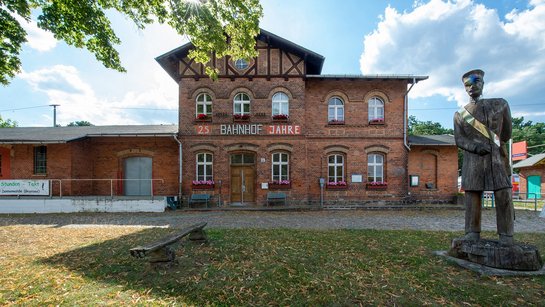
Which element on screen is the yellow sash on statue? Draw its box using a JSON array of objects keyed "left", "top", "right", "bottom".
[{"left": 458, "top": 106, "right": 500, "bottom": 147}]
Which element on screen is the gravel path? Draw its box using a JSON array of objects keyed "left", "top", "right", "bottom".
[{"left": 1, "top": 209, "right": 544, "bottom": 233}]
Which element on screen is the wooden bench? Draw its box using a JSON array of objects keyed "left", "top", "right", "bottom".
[
  {"left": 188, "top": 194, "right": 212, "bottom": 208},
  {"left": 130, "top": 222, "right": 207, "bottom": 265},
  {"left": 267, "top": 192, "right": 287, "bottom": 206}
]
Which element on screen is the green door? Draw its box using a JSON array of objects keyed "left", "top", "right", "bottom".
[{"left": 528, "top": 175, "right": 541, "bottom": 199}]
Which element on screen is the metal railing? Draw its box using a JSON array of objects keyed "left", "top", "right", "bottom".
[
  {"left": 482, "top": 191, "right": 543, "bottom": 211},
  {"left": 1, "top": 178, "right": 165, "bottom": 199}
]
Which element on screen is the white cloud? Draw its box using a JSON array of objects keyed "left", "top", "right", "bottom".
[
  {"left": 19, "top": 65, "right": 178, "bottom": 126},
  {"left": 360, "top": 0, "right": 545, "bottom": 120},
  {"left": 14, "top": 15, "right": 57, "bottom": 52}
]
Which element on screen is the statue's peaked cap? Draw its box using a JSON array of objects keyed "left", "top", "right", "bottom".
[{"left": 462, "top": 69, "right": 484, "bottom": 81}]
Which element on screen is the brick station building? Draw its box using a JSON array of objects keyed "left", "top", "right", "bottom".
[
  {"left": 0, "top": 29, "right": 458, "bottom": 209},
  {"left": 156, "top": 29, "right": 458, "bottom": 206}
]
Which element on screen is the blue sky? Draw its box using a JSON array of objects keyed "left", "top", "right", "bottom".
[{"left": 1, "top": 0, "right": 544, "bottom": 129}]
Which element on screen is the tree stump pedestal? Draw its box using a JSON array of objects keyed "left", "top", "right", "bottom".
[{"left": 448, "top": 238, "right": 543, "bottom": 271}]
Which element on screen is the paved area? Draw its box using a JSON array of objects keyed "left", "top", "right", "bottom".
[{"left": 1, "top": 208, "right": 544, "bottom": 233}]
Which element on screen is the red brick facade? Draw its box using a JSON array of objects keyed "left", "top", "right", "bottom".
[
  {"left": 4, "top": 137, "right": 179, "bottom": 197},
  {"left": 165, "top": 31, "right": 459, "bottom": 206}
]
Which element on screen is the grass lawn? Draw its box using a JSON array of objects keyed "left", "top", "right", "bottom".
[{"left": 1, "top": 225, "right": 544, "bottom": 306}]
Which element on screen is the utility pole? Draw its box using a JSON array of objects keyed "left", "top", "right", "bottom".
[{"left": 49, "top": 104, "right": 60, "bottom": 127}]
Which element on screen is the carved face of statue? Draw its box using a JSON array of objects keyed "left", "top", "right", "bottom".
[{"left": 463, "top": 74, "right": 484, "bottom": 99}]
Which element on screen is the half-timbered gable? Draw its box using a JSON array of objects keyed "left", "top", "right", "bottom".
[{"left": 156, "top": 29, "right": 324, "bottom": 80}]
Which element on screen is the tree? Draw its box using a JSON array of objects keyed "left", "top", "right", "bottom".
[
  {"left": 0, "top": 0, "right": 263, "bottom": 85},
  {"left": 512, "top": 117, "right": 545, "bottom": 155},
  {"left": 408, "top": 115, "right": 453, "bottom": 135},
  {"left": 0, "top": 115, "right": 17, "bottom": 127},
  {"left": 67, "top": 120, "right": 93, "bottom": 126}
]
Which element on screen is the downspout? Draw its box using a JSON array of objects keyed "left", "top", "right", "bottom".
[
  {"left": 404, "top": 78, "right": 416, "bottom": 150},
  {"left": 173, "top": 135, "right": 182, "bottom": 202},
  {"left": 404, "top": 78, "right": 416, "bottom": 198}
]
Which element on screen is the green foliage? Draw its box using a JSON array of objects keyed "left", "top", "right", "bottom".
[
  {"left": 0, "top": 0, "right": 263, "bottom": 85},
  {"left": 408, "top": 115, "right": 453, "bottom": 136},
  {"left": 0, "top": 115, "right": 18, "bottom": 127},
  {"left": 67, "top": 120, "right": 93, "bottom": 126},
  {"left": 512, "top": 117, "right": 545, "bottom": 155}
]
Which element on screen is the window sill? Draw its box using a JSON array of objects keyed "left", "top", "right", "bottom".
[
  {"left": 272, "top": 118, "right": 289, "bottom": 122},
  {"left": 269, "top": 183, "right": 291, "bottom": 190},
  {"left": 368, "top": 121, "right": 385, "bottom": 125},
  {"left": 366, "top": 186, "right": 387, "bottom": 191},
  {"left": 327, "top": 121, "right": 345, "bottom": 126},
  {"left": 191, "top": 184, "right": 215, "bottom": 190},
  {"left": 326, "top": 185, "right": 348, "bottom": 190},
  {"left": 194, "top": 118, "right": 212, "bottom": 123}
]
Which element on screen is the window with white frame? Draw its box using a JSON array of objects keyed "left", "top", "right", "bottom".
[
  {"left": 196, "top": 93, "right": 212, "bottom": 117},
  {"left": 272, "top": 92, "right": 289, "bottom": 117},
  {"left": 328, "top": 154, "right": 344, "bottom": 183},
  {"left": 271, "top": 152, "right": 289, "bottom": 182},
  {"left": 367, "top": 153, "right": 384, "bottom": 183},
  {"left": 328, "top": 97, "right": 344, "bottom": 123},
  {"left": 233, "top": 93, "right": 251, "bottom": 115},
  {"left": 196, "top": 153, "right": 213, "bottom": 181},
  {"left": 368, "top": 97, "right": 384, "bottom": 122}
]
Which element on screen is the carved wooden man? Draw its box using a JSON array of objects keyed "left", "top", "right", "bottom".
[{"left": 453, "top": 69, "right": 514, "bottom": 245}]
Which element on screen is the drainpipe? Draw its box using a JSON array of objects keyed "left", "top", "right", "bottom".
[
  {"left": 404, "top": 78, "right": 416, "bottom": 198},
  {"left": 173, "top": 135, "right": 182, "bottom": 202},
  {"left": 404, "top": 78, "right": 416, "bottom": 150}
]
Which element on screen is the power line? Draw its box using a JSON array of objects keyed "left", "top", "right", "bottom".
[{"left": 0, "top": 105, "right": 50, "bottom": 112}]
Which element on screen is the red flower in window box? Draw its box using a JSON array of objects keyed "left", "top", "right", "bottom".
[
  {"left": 366, "top": 181, "right": 388, "bottom": 190},
  {"left": 369, "top": 118, "right": 385, "bottom": 125},
  {"left": 191, "top": 180, "right": 215, "bottom": 189},
  {"left": 269, "top": 180, "right": 291, "bottom": 189},
  {"left": 272, "top": 114, "right": 289, "bottom": 121},
  {"left": 196, "top": 114, "right": 211, "bottom": 121},
  {"left": 328, "top": 119, "right": 345, "bottom": 125},
  {"left": 233, "top": 114, "right": 250, "bottom": 121},
  {"left": 326, "top": 181, "right": 348, "bottom": 189}
]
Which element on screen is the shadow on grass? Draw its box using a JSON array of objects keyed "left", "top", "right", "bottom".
[
  {"left": 39, "top": 227, "right": 212, "bottom": 305},
  {"left": 38, "top": 228, "right": 545, "bottom": 305}
]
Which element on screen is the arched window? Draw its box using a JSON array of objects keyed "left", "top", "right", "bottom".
[
  {"left": 368, "top": 97, "right": 384, "bottom": 122},
  {"left": 196, "top": 153, "right": 213, "bottom": 181},
  {"left": 272, "top": 92, "right": 289, "bottom": 118},
  {"left": 328, "top": 97, "right": 344, "bottom": 123},
  {"left": 271, "top": 152, "right": 289, "bottom": 182},
  {"left": 328, "top": 154, "right": 345, "bottom": 183},
  {"left": 196, "top": 93, "right": 212, "bottom": 118},
  {"left": 367, "top": 153, "right": 384, "bottom": 183},
  {"left": 234, "top": 93, "right": 251, "bottom": 116}
]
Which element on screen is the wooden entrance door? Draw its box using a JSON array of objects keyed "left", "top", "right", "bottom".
[{"left": 231, "top": 166, "right": 255, "bottom": 203}]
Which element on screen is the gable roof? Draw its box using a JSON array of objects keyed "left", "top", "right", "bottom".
[
  {"left": 0, "top": 125, "right": 178, "bottom": 144},
  {"left": 513, "top": 153, "right": 545, "bottom": 168},
  {"left": 156, "top": 28, "right": 325, "bottom": 81},
  {"left": 408, "top": 135, "right": 456, "bottom": 146}
]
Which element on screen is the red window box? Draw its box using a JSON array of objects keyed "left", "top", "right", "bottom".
[
  {"left": 195, "top": 114, "right": 211, "bottom": 122},
  {"left": 328, "top": 120, "right": 345, "bottom": 125},
  {"left": 192, "top": 180, "right": 215, "bottom": 190},
  {"left": 369, "top": 118, "right": 385, "bottom": 125},
  {"left": 233, "top": 114, "right": 250, "bottom": 121},
  {"left": 272, "top": 114, "right": 289, "bottom": 121}
]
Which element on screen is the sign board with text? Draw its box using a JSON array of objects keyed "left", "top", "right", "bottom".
[
  {"left": 196, "top": 124, "right": 302, "bottom": 136},
  {"left": 0, "top": 180, "right": 50, "bottom": 196}
]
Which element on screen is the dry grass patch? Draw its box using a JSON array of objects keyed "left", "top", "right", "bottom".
[{"left": 0, "top": 225, "right": 544, "bottom": 305}]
